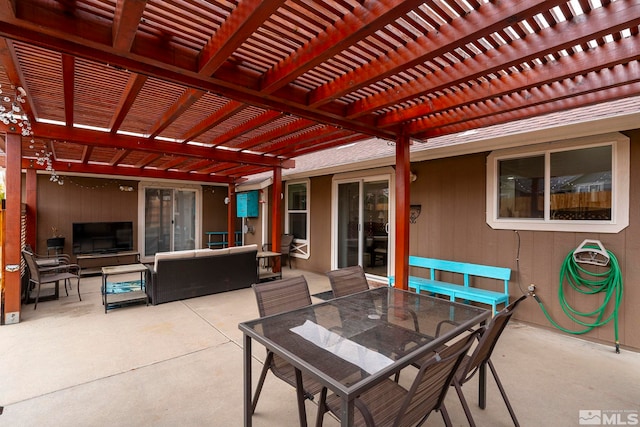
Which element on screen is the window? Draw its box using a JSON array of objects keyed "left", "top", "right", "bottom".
[
  {"left": 487, "top": 133, "right": 629, "bottom": 233},
  {"left": 285, "top": 180, "right": 310, "bottom": 258}
]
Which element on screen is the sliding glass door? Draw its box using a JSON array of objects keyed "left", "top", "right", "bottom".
[
  {"left": 335, "top": 176, "right": 391, "bottom": 278},
  {"left": 143, "top": 187, "right": 198, "bottom": 257}
]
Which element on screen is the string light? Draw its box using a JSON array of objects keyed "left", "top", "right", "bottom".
[
  {"left": 0, "top": 84, "right": 64, "bottom": 184},
  {"left": 0, "top": 85, "right": 32, "bottom": 136},
  {"left": 34, "top": 142, "right": 63, "bottom": 185}
]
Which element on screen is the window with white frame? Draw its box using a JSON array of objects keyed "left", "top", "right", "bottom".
[
  {"left": 486, "top": 133, "right": 629, "bottom": 233},
  {"left": 285, "top": 180, "right": 310, "bottom": 258}
]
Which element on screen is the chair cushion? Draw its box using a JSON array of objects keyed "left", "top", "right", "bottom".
[
  {"left": 154, "top": 250, "right": 195, "bottom": 271},
  {"left": 194, "top": 248, "right": 230, "bottom": 257},
  {"left": 228, "top": 244, "right": 258, "bottom": 254}
]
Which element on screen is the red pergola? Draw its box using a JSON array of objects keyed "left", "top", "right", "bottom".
[{"left": 1, "top": 0, "right": 639, "bottom": 320}]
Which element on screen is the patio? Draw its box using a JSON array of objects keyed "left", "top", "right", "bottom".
[{"left": 1, "top": 269, "right": 638, "bottom": 426}]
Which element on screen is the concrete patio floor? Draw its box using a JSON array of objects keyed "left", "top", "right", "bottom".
[{"left": 1, "top": 268, "right": 638, "bottom": 426}]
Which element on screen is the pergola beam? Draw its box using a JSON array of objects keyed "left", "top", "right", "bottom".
[
  {"left": 30, "top": 122, "right": 295, "bottom": 169},
  {"left": 21, "top": 159, "right": 238, "bottom": 184}
]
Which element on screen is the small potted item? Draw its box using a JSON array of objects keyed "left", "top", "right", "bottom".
[{"left": 46, "top": 226, "right": 65, "bottom": 250}]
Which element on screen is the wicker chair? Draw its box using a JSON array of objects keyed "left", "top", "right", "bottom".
[
  {"left": 251, "top": 276, "right": 325, "bottom": 426},
  {"left": 315, "top": 329, "right": 480, "bottom": 427},
  {"left": 451, "top": 294, "right": 527, "bottom": 427},
  {"left": 22, "top": 250, "right": 81, "bottom": 309}
]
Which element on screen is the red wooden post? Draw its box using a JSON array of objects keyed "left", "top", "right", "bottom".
[
  {"left": 394, "top": 134, "right": 411, "bottom": 290},
  {"left": 4, "top": 132, "right": 22, "bottom": 323},
  {"left": 271, "top": 167, "right": 282, "bottom": 272},
  {"left": 227, "top": 183, "right": 236, "bottom": 247},
  {"left": 25, "top": 169, "right": 37, "bottom": 251}
]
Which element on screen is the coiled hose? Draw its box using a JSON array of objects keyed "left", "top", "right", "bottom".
[{"left": 534, "top": 247, "right": 624, "bottom": 353}]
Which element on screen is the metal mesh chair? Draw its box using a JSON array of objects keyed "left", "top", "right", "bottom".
[
  {"left": 262, "top": 233, "right": 295, "bottom": 269},
  {"left": 316, "top": 329, "right": 480, "bottom": 427},
  {"left": 451, "top": 294, "right": 527, "bottom": 427},
  {"left": 326, "top": 265, "right": 369, "bottom": 298},
  {"left": 280, "top": 233, "right": 295, "bottom": 268},
  {"left": 251, "top": 275, "right": 325, "bottom": 426},
  {"left": 327, "top": 265, "right": 422, "bottom": 374},
  {"left": 22, "top": 250, "right": 81, "bottom": 309}
]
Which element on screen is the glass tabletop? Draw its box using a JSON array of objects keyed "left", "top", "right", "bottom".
[{"left": 240, "top": 287, "right": 490, "bottom": 396}]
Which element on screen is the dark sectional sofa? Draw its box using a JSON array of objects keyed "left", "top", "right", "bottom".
[{"left": 146, "top": 244, "right": 258, "bottom": 305}]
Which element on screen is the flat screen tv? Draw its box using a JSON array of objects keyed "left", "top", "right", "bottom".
[{"left": 72, "top": 221, "right": 134, "bottom": 255}]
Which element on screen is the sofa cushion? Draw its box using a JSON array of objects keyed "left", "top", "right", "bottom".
[
  {"left": 195, "top": 248, "right": 230, "bottom": 257},
  {"left": 154, "top": 249, "right": 195, "bottom": 271},
  {"left": 228, "top": 244, "right": 258, "bottom": 254}
]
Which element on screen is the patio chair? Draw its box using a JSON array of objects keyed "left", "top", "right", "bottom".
[
  {"left": 24, "top": 244, "right": 77, "bottom": 295},
  {"left": 450, "top": 294, "right": 528, "bottom": 427},
  {"left": 327, "top": 265, "right": 419, "bottom": 331},
  {"left": 251, "top": 275, "right": 325, "bottom": 426},
  {"left": 24, "top": 244, "right": 73, "bottom": 268},
  {"left": 261, "top": 233, "right": 295, "bottom": 269},
  {"left": 22, "top": 250, "right": 81, "bottom": 309},
  {"left": 327, "top": 265, "right": 425, "bottom": 385},
  {"left": 280, "top": 233, "right": 295, "bottom": 268},
  {"left": 315, "top": 328, "right": 481, "bottom": 427},
  {"left": 326, "top": 265, "right": 369, "bottom": 298}
]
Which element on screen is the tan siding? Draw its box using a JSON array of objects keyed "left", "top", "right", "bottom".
[
  {"left": 294, "top": 175, "right": 332, "bottom": 274},
  {"left": 403, "top": 130, "right": 640, "bottom": 350},
  {"left": 36, "top": 176, "right": 138, "bottom": 257},
  {"left": 31, "top": 130, "right": 640, "bottom": 350},
  {"left": 202, "top": 185, "right": 230, "bottom": 248}
]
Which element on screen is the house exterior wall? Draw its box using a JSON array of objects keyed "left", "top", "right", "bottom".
[
  {"left": 288, "top": 129, "right": 639, "bottom": 350},
  {"left": 29, "top": 130, "right": 639, "bottom": 350},
  {"left": 289, "top": 174, "right": 333, "bottom": 273},
  {"left": 35, "top": 179, "right": 234, "bottom": 256},
  {"left": 407, "top": 129, "right": 640, "bottom": 350},
  {"left": 35, "top": 176, "right": 139, "bottom": 256},
  {"left": 202, "top": 185, "right": 233, "bottom": 248}
]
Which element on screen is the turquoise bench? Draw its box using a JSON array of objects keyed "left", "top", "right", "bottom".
[{"left": 389, "top": 256, "right": 511, "bottom": 314}]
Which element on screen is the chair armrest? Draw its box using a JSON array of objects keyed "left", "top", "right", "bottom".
[
  {"left": 435, "top": 319, "right": 485, "bottom": 337},
  {"left": 388, "top": 305, "right": 420, "bottom": 332},
  {"left": 39, "top": 262, "right": 79, "bottom": 273}
]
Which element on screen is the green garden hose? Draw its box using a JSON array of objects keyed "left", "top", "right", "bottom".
[{"left": 534, "top": 246, "right": 624, "bottom": 353}]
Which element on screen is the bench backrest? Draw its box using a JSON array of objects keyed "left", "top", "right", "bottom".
[{"left": 408, "top": 256, "right": 511, "bottom": 290}]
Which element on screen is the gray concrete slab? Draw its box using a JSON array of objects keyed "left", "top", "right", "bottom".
[{"left": 1, "top": 269, "right": 638, "bottom": 426}]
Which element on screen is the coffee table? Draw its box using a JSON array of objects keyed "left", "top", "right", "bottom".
[
  {"left": 101, "top": 263, "right": 148, "bottom": 313},
  {"left": 256, "top": 251, "right": 283, "bottom": 282}
]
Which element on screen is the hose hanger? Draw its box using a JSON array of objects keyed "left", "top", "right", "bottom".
[
  {"left": 534, "top": 239, "right": 623, "bottom": 353},
  {"left": 573, "top": 239, "right": 610, "bottom": 267}
]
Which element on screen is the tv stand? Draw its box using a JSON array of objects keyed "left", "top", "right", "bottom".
[{"left": 77, "top": 251, "right": 140, "bottom": 276}]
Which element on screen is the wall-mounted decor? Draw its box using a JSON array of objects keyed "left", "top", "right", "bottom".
[{"left": 410, "top": 205, "right": 422, "bottom": 224}]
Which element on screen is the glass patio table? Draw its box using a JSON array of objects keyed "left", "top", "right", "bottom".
[{"left": 239, "top": 286, "right": 490, "bottom": 427}]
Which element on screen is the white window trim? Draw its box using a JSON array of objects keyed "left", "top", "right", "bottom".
[
  {"left": 137, "top": 181, "right": 202, "bottom": 263},
  {"left": 486, "top": 132, "right": 629, "bottom": 233},
  {"left": 331, "top": 167, "right": 396, "bottom": 276},
  {"left": 285, "top": 179, "right": 310, "bottom": 259}
]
